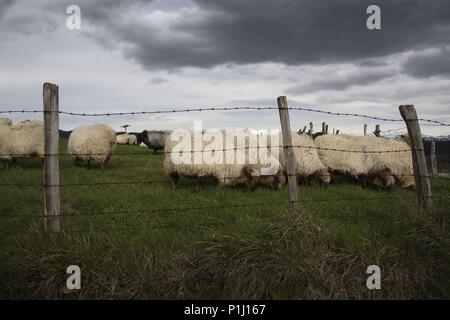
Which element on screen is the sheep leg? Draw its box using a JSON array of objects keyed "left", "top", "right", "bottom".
[
  {"left": 245, "top": 176, "right": 257, "bottom": 192},
  {"left": 169, "top": 172, "right": 179, "bottom": 188}
]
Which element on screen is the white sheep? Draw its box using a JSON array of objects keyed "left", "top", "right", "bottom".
[
  {"left": 354, "top": 135, "right": 415, "bottom": 188},
  {"left": 116, "top": 133, "right": 137, "bottom": 145},
  {"left": 68, "top": 124, "right": 117, "bottom": 169},
  {"left": 314, "top": 134, "right": 396, "bottom": 189},
  {"left": 0, "top": 117, "right": 12, "bottom": 126},
  {"left": 163, "top": 129, "right": 263, "bottom": 189},
  {"left": 0, "top": 120, "right": 44, "bottom": 167},
  {"left": 274, "top": 132, "right": 331, "bottom": 186}
]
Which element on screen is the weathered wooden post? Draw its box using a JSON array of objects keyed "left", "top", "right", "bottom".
[
  {"left": 43, "top": 83, "right": 61, "bottom": 234},
  {"left": 336, "top": 130, "right": 340, "bottom": 135},
  {"left": 277, "top": 96, "right": 299, "bottom": 212},
  {"left": 399, "top": 105, "right": 433, "bottom": 210},
  {"left": 308, "top": 122, "right": 313, "bottom": 137},
  {"left": 364, "top": 124, "right": 368, "bottom": 136},
  {"left": 332, "top": 128, "right": 335, "bottom": 135},
  {"left": 322, "top": 122, "right": 326, "bottom": 134},
  {"left": 431, "top": 141, "right": 438, "bottom": 176},
  {"left": 373, "top": 124, "right": 381, "bottom": 137},
  {"left": 325, "top": 124, "right": 329, "bottom": 134}
]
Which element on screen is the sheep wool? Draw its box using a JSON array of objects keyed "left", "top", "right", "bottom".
[
  {"left": 356, "top": 135, "right": 415, "bottom": 188},
  {"left": 163, "top": 130, "right": 262, "bottom": 188},
  {"left": 0, "top": 118, "right": 12, "bottom": 126},
  {"left": 116, "top": 134, "right": 137, "bottom": 145},
  {"left": 273, "top": 132, "right": 331, "bottom": 186},
  {"left": 314, "top": 134, "right": 396, "bottom": 188},
  {"left": 0, "top": 120, "right": 44, "bottom": 163},
  {"left": 68, "top": 124, "right": 117, "bottom": 169}
]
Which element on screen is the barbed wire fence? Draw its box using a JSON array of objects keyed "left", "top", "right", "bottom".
[{"left": 1, "top": 82, "right": 449, "bottom": 235}]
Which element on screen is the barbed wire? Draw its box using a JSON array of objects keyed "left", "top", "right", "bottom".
[
  {"left": 0, "top": 143, "right": 416, "bottom": 159},
  {"left": 1, "top": 107, "right": 449, "bottom": 126},
  {"left": 381, "top": 127, "right": 408, "bottom": 134},
  {"left": 1, "top": 195, "right": 442, "bottom": 219},
  {"left": 0, "top": 173, "right": 441, "bottom": 189}
]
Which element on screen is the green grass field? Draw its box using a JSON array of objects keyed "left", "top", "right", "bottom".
[{"left": 1, "top": 139, "right": 449, "bottom": 299}]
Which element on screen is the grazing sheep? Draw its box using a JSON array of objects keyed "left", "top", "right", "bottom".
[
  {"left": 256, "top": 169, "right": 287, "bottom": 190},
  {"left": 0, "top": 118, "right": 12, "bottom": 126},
  {"left": 0, "top": 120, "right": 44, "bottom": 168},
  {"left": 116, "top": 133, "right": 138, "bottom": 145},
  {"left": 314, "top": 134, "right": 396, "bottom": 189},
  {"left": 272, "top": 132, "right": 331, "bottom": 187},
  {"left": 355, "top": 135, "right": 415, "bottom": 188},
  {"left": 68, "top": 124, "right": 117, "bottom": 169},
  {"left": 141, "top": 130, "right": 170, "bottom": 153},
  {"left": 163, "top": 130, "right": 264, "bottom": 189}
]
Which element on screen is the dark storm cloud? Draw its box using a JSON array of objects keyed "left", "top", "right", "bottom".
[
  {"left": 0, "top": 0, "right": 14, "bottom": 18},
  {"left": 287, "top": 67, "right": 395, "bottom": 93},
  {"left": 63, "top": 0, "right": 450, "bottom": 71},
  {"left": 401, "top": 47, "right": 450, "bottom": 78}
]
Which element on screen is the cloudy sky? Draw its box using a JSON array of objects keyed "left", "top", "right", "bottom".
[{"left": 0, "top": 0, "right": 449, "bottom": 135}]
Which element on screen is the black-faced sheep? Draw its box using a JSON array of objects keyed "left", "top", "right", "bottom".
[{"left": 141, "top": 130, "right": 170, "bottom": 153}]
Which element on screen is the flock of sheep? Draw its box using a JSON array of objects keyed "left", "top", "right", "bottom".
[
  {"left": 163, "top": 129, "right": 414, "bottom": 190},
  {"left": 0, "top": 117, "right": 414, "bottom": 191}
]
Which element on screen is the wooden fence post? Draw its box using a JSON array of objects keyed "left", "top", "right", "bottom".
[
  {"left": 325, "top": 124, "right": 329, "bottom": 134},
  {"left": 277, "top": 96, "right": 299, "bottom": 212},
  {"left": 336, "top": 130, "right": 340, "bottom": 135},
  {"left": 364, "top": 124, "right": 367, "bottom": 136},
  {"left": 308, "top": 122, "right": 313, "bottom": 137},
  {"left": 431, "top": 141, "right": 437, "bottom": 176},
  {"left": 374, "top": 124, "right": 381, "bottom": 137},
  {"left": 399, "top": 105, "right": 433, "bottom": 210},
  {"left": 43, "top": 83, "right": 60, "bottom": 234},
  {"left": 322, "top": 122, "right": 326, "bottom": 134}
]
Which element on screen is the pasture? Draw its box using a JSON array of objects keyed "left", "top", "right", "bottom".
[{"left": 0, "top": 139, "right": 449, "bottom": 299}]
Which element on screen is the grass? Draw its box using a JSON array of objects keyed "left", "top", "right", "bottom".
[{"left": 0, "top": 139, "right": 449, "bottom": 299}]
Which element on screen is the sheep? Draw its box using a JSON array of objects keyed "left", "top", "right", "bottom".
[
  {"left": 163, "top": 129, "right": 265, "bottom": 189},
  {"left": 141, "top": 130, "right": 170, "bottom": 153},
  {"left": 116, "top": 133, "right": 138, "bottom": 145},
  {"left": 354, "top": 135, "right": 415, "bottom": 188},
  {"left": 0, "top": 120, "right": 44, "bottom": 168},
  {"left": 271, "top": 132, "right": 331, "bottom": 187},
  {"left": 255, "top": 168, "right": 287, "bottom": 190},
  {"left": 314, "top": 134, "right": 396, "bottom": 189},
  {"left": 0, "top": 118, "right": 12, "bottom": 126},
  {"left": 68, "top": 124, "right": 117, "bottom": 169}
]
